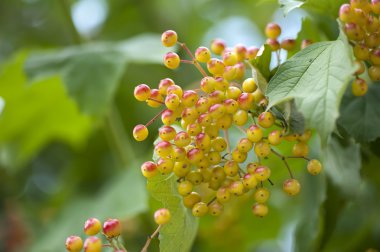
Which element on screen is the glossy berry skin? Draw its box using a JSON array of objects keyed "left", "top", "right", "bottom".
[
  {"left": 165, "top": 93, "right": 181, "bottom": 110},
  {"left": 232, "top": 149, "right": 247, "bottom": 163},
  {"left": 195, "top": 46, "right": 211, "bottom": 63},
  {"left": 352, "top": 78, "right": 368, "bottom": 97},
  {"left": 182, "top": 90, "right": 199, "bottom": 107},
  {"left": 157, "top": 158, "right": 174, "bottom": 174},
  {"left": 258, "top": 111, "right": 275, "bottom": 128},
  {"left": 254, "top": 166, "right": 271, "bottom": 181},
  {"left": 370, "top": 49, "right": 380, "bottom": 65},
  {"left": 252, "top": 203, "right": 268, "bottom": 217},
  {"left": 233, "top": 110, "right": 248, "bottom": 126},
  {"left": 307, "top": 159, "right": 322, "bottom": 175},
  {"left": 133, "top": 124, "right": 148, "bottom": 141},
  {"left": 103, "top": 218, "right": 121, "bottom": 238},
  {"left": 237, "top": 138, "right": 253, "bottom": 153},
  {"left": 134, "top": 84, "right": 151, "bottom": 101},
  {"left": 158, "top": 78, "right": 175, "bottom": 95},
  {"left": 229, "top": 180, "right": 245, "bottom": 196},
  {"left": 65, "top": 235, "right": 83, "bottom": 252},
  {"left": 178, "top": 180, "right": 193, "bottom": 196},
  {"left": 353, "top": 43, "right": 369, "bottom": 60},
  {"left": 242, "top": 173, "right": 258, "bottom": 189},
  {"left": 159, "top": 126, "right": 176, "bottom": 141},
  {"left": 84, "top": 218, "right": 101, "bottom": 236},
  {"left": 246, "top": 125, "right": 263, "bottom": 143},
  {"left": 268, "top": 130, "right": 282, "bottom": 146},
  {"left": 211, "top": 38, "right": 226, "bottom": 55},
  {"left": 283, "top": 178, "right": 301, "bottom": 196},
  {"left": 192, "top": 202, "right": 209, "bottom": 217},
  {"left": 242, "top": 78, "right": 257, "bottom": 93},
  {"left": 369, "top": 65, "right": 380, "bottom": 81},
  {"left": 222, "top": 51, "right": 238, "bottom": 66},
  {"left": 155, "top": 141, "right": 173, "bottom": 158},
  {"left": 254, "top": 188, "right": 270, "bottom": 203},
  {"left": 211, "top": 137, "right": 227, "bottom": 152},
  {"left": 174, "top": 131, "right": 191, "bottom": 147},
  {"left": 154, "top": 208, "right": 171, "bottom": 225},
  {"left": 84, "top": 236, "right": 102, "bottom": 252},
  {"left": 265, "top": 23, "right": 281, "bottom": 39},
  {"left": 224, "top": 160, "right": 239, "bottom": 176},
  {"left": 141, "top": 161, "right": 158, "bottom": 178},
  {"left": 163, "top": 52, "right": 180, "bottom": 69},
  {"left": 161, "top": 30, "right": 177, "bottom": 47}
]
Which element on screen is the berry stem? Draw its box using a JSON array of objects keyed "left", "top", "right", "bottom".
[
  {"left": 145, "top": 109, "right": 166, "bottom": 127},
  {"left": 116, "top": 237, "right": 128, "bottom": 252},
  {"left": 270, "top": 148, "right": 294, "bottom": 179},
  {"left": 223, "top": 129, "right": 231, "bottom": 159},
  {"left": 178, "top": 42, "right": 208, "bottom": 77},
  {"left": 287, "top": 156, "right": 311, "bottom": 161},
  {"left": 180, "top": 59, "right": 195, "bottom": 64},
  {"left": 236, "top": 125, "right": 247, "bottom": 135},
  {"left": 147, "top": 98, "right": 165, "bottom": 105},
  {"left": 207, "top": 197, "right": 217, "bottom": 206},
  {"left": 267, "top": 178, "right": 274, "bottom": 186},
  {"left": 141, "top": 225, "right": 162, "bottom": 252}
]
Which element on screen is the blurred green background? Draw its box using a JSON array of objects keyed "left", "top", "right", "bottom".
[{"left": 0, "top": 0, "right": 379, "bottom": 251}]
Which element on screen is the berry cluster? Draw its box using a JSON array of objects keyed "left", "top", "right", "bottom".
[
  {"left": 133, "top": 27, "right": 322, "bottom": 218},
  {"left": 65, "top": 208, "right": 171, "bottom": 252},
  {"left": 339, "top": 0, "right": 380, "bottom": 96}
]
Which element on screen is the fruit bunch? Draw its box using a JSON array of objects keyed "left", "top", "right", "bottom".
[
  {"left": 339, "top": 0, "right": 380, "bottom": 96},
  {"left": 65, "top": 208, "right": 171, "bottom": 252},
  {"left": 133, "top": 26, "right": 322, "bottom": 218}
]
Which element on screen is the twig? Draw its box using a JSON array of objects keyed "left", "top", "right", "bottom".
[
  {"left": 178, "top": 42, "right": 208, "bottom": 77},
  {"left": 270, "top": 148, "right": 294, "bottom": 179},
  {"left": 141, "top": 225, "right": 162, "bottom": 252}
]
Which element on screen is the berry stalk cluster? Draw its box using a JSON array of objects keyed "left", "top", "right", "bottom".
[
  {"left": 340, "top": 0, "right": 380, "bottom": 96},
  {"left": 133, "top": 25, "right": 322, "bottom": 218}
]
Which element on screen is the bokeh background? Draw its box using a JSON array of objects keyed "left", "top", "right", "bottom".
[{"left": 1, "top": 0, "right": 379, "bottom": 251}]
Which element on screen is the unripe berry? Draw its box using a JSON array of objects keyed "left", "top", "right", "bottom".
[
  {"left": 369, "top": 65, "right": 380, "bottom": 81},
  {"left": 146, "top": 88, "right": 164, "bottom": 108},
  {"left": 258, "top": 111, "right": 275, "bottom": 128},
  {"left": 353, "top": 43, "right": 369, "bottom": 60},
  {"left": 223, "top": 66, "right": 237, "bottom": 80},
  {"left": 161, "top": 109, "right": 176, "bottom": 125},
  {"left": 281, "top": 38, "right": 296, "bottom": 51},
  {"left": 163, "top": 52, "right": 180, "bottom": 69},
  {"left": 229, "top": 180, "right": 245, "bottom": 196},
  {"left": 339, "top": 4, "right": 353, "bottom": 22},
  {"left": 200, "top": 76, "right": 216, "bottom": 93},
  {"left": 242, "top": 78, "right": 257, "bottom": 93},
  {"left": 252, "top": 88, "right": 265, "bottom": 103},
  {"left": 187, "top": 148, "right": 204, "bottom": 164},
  {"left": 204, "top": 124, "right": 219, "bottom": 139},
  {"left": 268, "top": 130, "right": 282, "bottom": 146},
  {"left": 216, "top": 187, "right": 231, "bottom": 202},
  {"left": 370, "top": 49, "right": 380, "bottom": 65},
  {"left": 182, "top": 90, "right": 199, "bottom": 107},
  {"left": 211, "top": 137, "right": 227, "bottom": 152},
  {"left": 234, "top": 62, "right": 245, "bottom": 80},
  {"left": 237, "top": 92, "right": 255, "bottom": 110},
  {"left": 165, "top": 93, "right": 181, "bottom": 110},
  {"left": 134, "top": 84, "right": 151, "bottom": 101},
  {"left": 265, "top": 23, "right": 281, "bottom": 39},
  {"left": 159, "top": 126, "right": 176, "bottom": 141},
  {"left": 103, "top": 218, "right": 121, "bottom": 238},
  {"left": 307, "top": 159, "right": 322, "bottom": 175},
  {"left": 161, "top": 30, "right": 178, "bottom": 47},
  {"left": 173, "top": 147, "right": 186, "bottom": 161},
  {"left": 292, "top": 142, "right": 309, "bottom": 157},
  {"left": 344, "top": 23, "right": 365, "bottom": 41},
  {"left": 211, "top": 38, "right": 226, "bottom": 55},
  {"left": 183, "top": 192, "right": 201, "bottom": 208},
  {"left": 234, "top": 43, "right": 247, "bottom": 61},
  {"left": 223, "top": 161, "right": 239, "bottom": 177},
  {"left": 284, "top": 133, "right": 299, "bottom": 142},
  {"left": 216, "top": 114, "right": 233, "bottom": 130},
  {"left": 232, "top": 149, "right": 247, "bottom": 163},
  {"left": 154, "top": 208, "right": 171, "bottom": 225},
  {"left": 158, "top": 78, "right": 175, "bottom": 95},
  {"left": 173, "top": 161, "right": 191, "bottom": 177},
  {"left": 254, "top": 141, "right": 271, "bottom": 158},
  {"left": 84, "top": 237, "right": 102, "bottom": 252},
  {"left": 246, "top": 162, "right": 260, "bottom": 174},
  {"left": 187, "top": 123, "right": 202, "bottom": 136},
  {"left": 141, "top": 161, "right": 158, "bottom": 178},
  {"left": 252, "top": 203, "right": 268, "bottom": 217},
  {"left": 208, "top": 90, "right": 225, "bottom": 104},
  {"left": 186, "top": 170, "right": 203, "bottom": 185},
  {"left": 246, "top": 46, "right": 260, "bottom": 60},
  {"left": 243, "top": 173, "right": 258, "bottom": 189},
  {"left": 178, "top": 180, "right": 193, "bottom": 196},
  {"left": 254, "top": 166, "right": 271, "bottom": 181},
  {"left": 155, "top": 141, "right": 173, "bottom": 158},
  {"left": 207, "top": 151, "right": 222, "bottom": 165},
  {"left": 174, "top": 131, "right": 191, "bottom": 147},
  {"left": 195, "top": 46, "right": 211, "bottom": 62},
  {"left": 157, "top": 158, "right": 174, "bottom": 174},
  {"left": 192, "top": 202, "right": 209, "bottom": 217},
  {"left": 209, "top": 103, "right": 225, "bottom": 119},
  {"left": 298, "top": 129, "right": 312, "bottom": 142},
  {"left": 226, "top": 86, "right": 242, "bottom": 99},
  {"left": 133, "top": 124, "right": 149, "bottom": 142},
  {"left": 214, "top": 77, "right": 229, "bottom": 91},
  {"left": 65, "top": 235, "right": 83, "bottom": 252},
  {"left": 208, "top": 201, "right": 224, "bottom": 216},
  {"left": 283, "top": 178, "right": 301, "bottom": 196},
  {"left": 237, "top": 138, "right": 253, "bottom": 153},
  {"left": 167, "top": 84, "right": 183, "bottom": 97},
  {"left": 233, "top": 110, "right": 248, "bottom": 126},
  {"left": 365, "top": 33, "right": 380, "bottom": 48},
  {"left": 352, "top": 78, "right": 368, "bottom": 96},
  {"left": 266, "top": 38, "right": 280, "bottom": 51},
  {"left": 224, "top": 99, "right": 239, "bottom": 114},
  {"left": 222, "top": 51, "right": 238, "bottom": 66},
  {"left": 254, "top": 187, "right": 270, "bottom": 203},
  {"left": 84, "top": 218, "right": 101, "bottom": 236},
  {"left": 246, "top": 125, "right": 263, "bottom": 143},
  {"left": 211, "top": 166, "right": 226, "bottom": 183},
  {"left": 207, "top": 58, "right": 225, "bottom": 76},
  {"left": 366, "top": 16, "right": 379, "bottom": 33}
]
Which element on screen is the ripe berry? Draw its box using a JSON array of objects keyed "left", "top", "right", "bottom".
[
  {"left": 192, "top": 202, "right": 209, "bottom": 217},
  {"left": 265, "top": 23, "right": 281, "bottom": 39},
  {"left": 307, "top": 159, "right": 322, "bottom": 175},
  {"left": 283, "top": 178, "right": 301, "bottom": 196},
  {"left": 134, "top": 84, "right": 151, "bottom": 101},
  {"left": 141, "top": 161, "right": 158, "bottom": 178},
  {"left": 237, "top": 92, "right": 255, "bottom": 110},
  {"left": 234, "top": 43, "right": 247, "bottom": 61},
  {"left": 161, "top": 109, "right": 176, "bottom": 125},
  {"left": 163, "top": 52, "right": 180, "bottom": 69},
  {"left": 208, "top": 201, "right": 224, "bottom": 216},
  {"left": 174, "top": 131, "right": 191, "bottom": 147},
  {"left": 369, "top": 65, "right": 380, "bottom": 80},
  {"left": 165, "top": 93, "right": 181, "bottom": 110},
  {"left": 242, "top": 78, "right": 257, "bottom": 93},
  {"left": 266, "top": 38, "right": 280, "bottom": 51},
  {"left": 209, "top": 103, "right": 226, "bottom": 119},
  {"left": 154, "top": 208, "right": 171, "bottom": 225},
  {"left": 344, "top": 23, "right": 365, "bottom": 41},
  {"left": 161, "top": 30, "right": 178, "bottom": 47},
  {"left": 187, "top": 148, "right": 204, "bottom": 164},
  {"left": 207, "top": 58, "right": 225, "bottom": 76},
  {"left": 84, "top": 237, "right": 102, "bottom": 252},
  {"left": 224, "top": 99, "right": 239, "bottom": 114},
  {"left": 352, "top": 78, "right": 368, "bottom": 96},
  {"left": 65, "top": 236, "right": 83, "bottom": 252},
  {"left": 292, "top": 142, "right": 309, "bottom": 157},
  {"left": 167, "top": 84, "right": 183, "bottom": 97},
  {"left": 222, "top": 51, "right": 238, "bottom": 66},
  {"left": 133, "top": 124, "right": 148, "bottom": 141},
  {"left": 246, "top": 162, "right": 260, "bottom": 174},
  {"left": 246, "top": 125, "right": 263, "bottom": 143},
  {"left": 254, "top": 166, "right": 271, "bottom": 181},
  {"left": 159, "top": 126, "right": 176, "bottom": 141},
  {"left": 254, "top": 187, "right": 270, "bottom": 203},
  {"left": 103, "top": 218, "right": 121, "bottom": 238},
  {"left": 252, "top": 203, "right": 268, "bottom": 217},
  {"left": 84, "top": 218, "right": 101, "bottom": 236},
  {"left": 195, "top": 46, "right": 211, "bottom": 62},
  {"left": 258, "top": 111, "right": 275, "bottom": 128},
  {"left": 211, "top": 38, "right": 226, "bottom": 55}
]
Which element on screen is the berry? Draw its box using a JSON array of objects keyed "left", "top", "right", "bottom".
[
  {"left": 182, "top": 90, "right": 199, "bottom": 107},
  {"left": 154, "top": 208, "right": 171, "bottom": 225},
  {"left": 155, "top": 141, "right": 173, "bottom": 158},
  {"left": 186, "top": 170, "right": 203, "bottom": 185},
  {"left": 301, "top": 39, "right": 313, "bottom": 49},
  {"left": 65, "top": 236, "right": 83, "bottom": 252},
  {"left": 254, "top": 166, "right": 271, "bottom": 181},
  {"left": 246, "top": 46, "right": 259, "bottom": 60},
  {"left": 216, "top": 187, "right": 231, "bottom": 202},
  {"left": 158, "top": 78, "right": 175, "bottom": 95},
  {"left": 266, "top": 38, "right": 280, "bottom": 51},
  {"left": 232, "top": 148, "right": 247, "bottom": 163},
  {"left": 352, "top": 78, "right": 368, "bottom": 96},
  {"left": 233, "top": 110, "right": 248, "bottom": 126},
  {"left": 254, "top": 188, "right": 270, "bottom": 203},
  {"left": 258, "top": 111, "right": 275, "bottom": 128},
  {"left": 84, "top": 218, "right": 101, "bottom": 236},
  {"left": 229, "top": 180, "right": 245, "bottom": 196},
  {"left": 165, "top": 93, "right": 181, "bottom": 110},
  {"left": 237, "top": 138, "right": 253, "bottom": 153},
  {"left": 224, "top": 160, "right": 240, "bottom": 177},
  {"left": 281, "top": 39, "right": 296, "bottom": 51},
  {"left": 242, "top": 173, "right": 258, "bottom": 189},
  {"left": 242, "top": 78, "right": 257, "bottom": 93},
  {"left": 207, "top": 58, "right": 225, "bottom": 76},
  {"left": 373, "top": 0, "right": 380, "bottom": 14},
  {"left": 192, "top": 202, "right": 209, "bottom": 217},
  {"left": 354, "top": 60, "right": 365, "bottom": 75},
  {"left": 211, "top": 137, "right": 227, "bottom": 152},
  {"left": 246, "top": 125, "right": 263, "bottom": 142},
  {"left": 103, "top": 218, "right": 121, "bottom": 238},
  {"left": 141, "top": 161, "right": 158, "bottom": 178},
  {"left": 307, "top": 159, "right": 322, "bottom": 175},
  {"left": 265, "top": 23, "right": 281, "bottom": 39},
  {"left": 222, "top": 51, "right": 238, "bottom": 66},
  {"left": 211, "top": 38, "right": 226, "bottom": 55},
  {"left": 159, "top": 125, "right": 176, "bottom": 141},
  {"left": 252, "top": 203, "right": 268, "bottom": 217},
  {"left": 353, "top": 43, "right": 369, "bottom": 60},
  {"left": 178, "top": 180, "right": 193, "bottom": 196},
  {"left": 208, "top": 201, "right": 224, "bottom": 216},
  {"left": 254, "top": 141, "right": 271, "bottom": 158},
  {"left": 370, "top": 49, "right": 380, "bottom": 65},
  {"left": 292, "top": 142, "right": 309, "bottom": 157},
  {"left": 234, "top": 43, "right": 247, "bottom": 61},
  {"left": 84, "top": 237, "right": 102, "bottom": 252},
  {"left": 161, "top": 30, "right": 178, "bottom": 47},
  {"left": 195, "top": 46, "right": 211, "bottom": 62},
  {"left": 163, "top": 52, "right": 180, "bottom": 69},
  {"left": 173, "top": 161, "right": 191, "bottom": 177},
  {"left": 157, "top": 158, "right": 174, "bottom": 174},
  {"left": 283, "top": 178, "right": 301, "bottom": 196},
  {"left": 339, "top": 4, "right": 353, "bottom": 22},
  {"left": 174, "top": 131, "right": 191, "bottom": 147},
  {"left": 344, "top": 23, "right": 365, "bottom": 41},
  {"left": 146, "top": 89, "right": 164, "bottom": 108},
  {"left": 134, "top": 84, "right": 151, "bottom": 101},
  {"left": 133, "top": 124, "right": 148, "bottom": 141},
  {"left": 369, "top": 65, "right": 380, "bottom": 80},
  {"left": 268, "top": 130, "right": 282, "bottom": 145}
]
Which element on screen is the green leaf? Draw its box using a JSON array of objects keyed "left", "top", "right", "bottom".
[
  {"left": 0, "top": 53, "right": 91, "bottom": 166},
  {"left": 147, "top": 174, "right": 198, "bottom": 252},
  {"left": 266, "top": 31, "right": 355, "bottom": 144},
  {"left": 25, "top": 34, "right": 169, "bottom": 116},
  {"left": 279, "top": 0, "right": 305, "bottom": 15},
  {"left": 31, "top": 167, "right": 148, "bottom": 252},
  {"left": 338, "top": 84, "right": 380, "bottom": 143},
  {"left": 279, "top": 0, "right": 347, "bottom": 17},
  {"left": 251, "top": 44, "right": 272, "bottom": 84}
]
